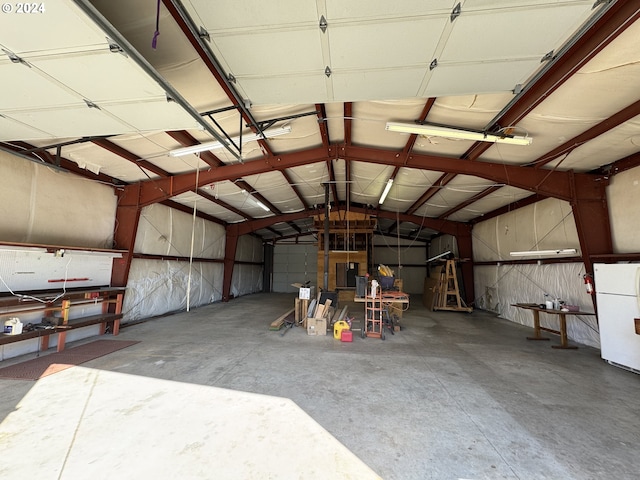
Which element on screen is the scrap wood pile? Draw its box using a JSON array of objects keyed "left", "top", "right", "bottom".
[{"left": 269, "top": 294, "right": 344, "bottom": 332}]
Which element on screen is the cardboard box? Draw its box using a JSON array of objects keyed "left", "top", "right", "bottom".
[
  {"left": 299, "top": 286, "right": 315, "bottom": 300},
  {"left": 307, "top": 317, "right": 327, "bottom": 336}
]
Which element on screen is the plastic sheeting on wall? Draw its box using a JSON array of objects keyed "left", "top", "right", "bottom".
[
  {"left": 231, "top": 235, "right": 264, "bottom": 297},
  {"left": 135, "top": 203, "right": 225, "bottom": 258},
  {"left": 473, "top": 197, "right": 580, "bottom": 262},
  {"left": 231, "top": 264, "right": 263, "bottom": 298},
  {"left": 474, "top": 263, "right": 599, "bottom": 348},
  {"left": 125, "top": 205, "right": 264, "bottom": 321},
  {"left": 123, "top": 258, "right": 224, "bottom": 322},
  {"left": 0, "top": 150, "right": 117, "bottom": 248},
  {"left": 608, "top": 166, "right": 640, "bottom": 253}
]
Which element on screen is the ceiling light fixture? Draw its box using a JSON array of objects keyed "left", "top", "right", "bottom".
[
  {"left": 169, "top": 126, "right": 292, "bottom": 157},
  {"left": 379, "top": 178, "right": 393, "bottom": 205},
  {"left": 385, "top": 122, "right": 532, "bottom": 146},
  {"left": 242, "top": 189, "right": 271, "bottom": 212},
  {"left": 510, "top": 248, "right": 577, "bottom": 257}
]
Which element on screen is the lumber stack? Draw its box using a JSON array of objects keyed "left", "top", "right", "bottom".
[{"left": 269, "top": 308, "right": 295, "bottom": 331}]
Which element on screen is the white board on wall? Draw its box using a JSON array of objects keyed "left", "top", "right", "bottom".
[{"left": 0, "top": 245, "right": 120, "bottom": 293}]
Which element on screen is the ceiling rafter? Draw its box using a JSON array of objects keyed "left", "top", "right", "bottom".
[
  {"left": 603, "top": 151, "right": 640, "bottom": 176},
  {"left": 339, "top": 145, "right": 606, "bottom": 202},
  {"left": 316, "top": 103, "right": 330, "bottom": 149},
  {"left": 165, "top": 128, "right": 302, "bottom": 234},
  {"left": 406, "top": 172, "right": 457, "bottom": 216},
  {"left": 281, "top": 169, "right": 309, "bottom": 210},
  {"left": 121, "top": 144, "right": 607, "bottom": 209},
  {"left": 195, "top": 188, "right": 251, "bottom": 220},
  {"left": 233, "top": 179, "right": 301, "bottom": 234},
  {"left": 326, "top": 159, "right": 340, "bottom": 219},
  {"left": 92, "top": 138, "right": 171, "bottom": 177}
]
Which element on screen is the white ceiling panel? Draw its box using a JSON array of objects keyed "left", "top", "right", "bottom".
[
  {"left": 333, "top": 68, "right": 427, "bottom": 103},
  {"left": 213, "top": 30, "right": 322, "bottom": 77},
  {"left": 329, "top": 17, "right": 443, "bottom": 70},
  {"left": 423, "top": 59, "right": 541, "bottom": 97},
  {"left": 236, "top": 75, "right": 329, "bottom": 106},
  {"left": 8, "top": 106, "right": 130, "bottom": 138},
  {"left": 0, "top": 0, "right": 208, "bottom": 142},
  {"left": 0, "top": 59, "right": 81, "bottom": 110},
  {"left": 0, "top": 116, "right": 53, "bottom": 141},
  {"left": 0, "top": 1, "right": 107, "bottom": 54},
  {"left": 326, "top": 0, "right": 454, "bottom": 19},
  {"left": 103, "top": 99, "right": 201, "bottom": 133},
  {"left": 440, "top": 3, "right": 594, "bottom": 64},
  {"left": 185, "top": 0, "right": 317, "bottom": 30},
  {"left": 29, "top": 52, "right": 165, "bottom": 101}
]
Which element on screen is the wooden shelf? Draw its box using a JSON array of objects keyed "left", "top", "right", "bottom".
[{"left": 0, "top": 287, "right": 125, "bottom": 353}]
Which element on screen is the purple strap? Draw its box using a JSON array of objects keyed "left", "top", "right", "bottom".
[{"left": 152, "top": 0, "right": 161, "bottom": 49}]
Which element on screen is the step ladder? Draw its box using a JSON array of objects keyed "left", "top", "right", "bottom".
[{"left": 433, "top": 259, "right": 473, "bottom": 312}]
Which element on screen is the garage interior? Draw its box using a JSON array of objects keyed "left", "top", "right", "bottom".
[{"left": 1, "top": 1, "right": 640, "bottom": 479}]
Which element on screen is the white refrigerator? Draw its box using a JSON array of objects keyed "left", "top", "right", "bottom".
[{"left": 594, "top": 263, "right": 640, "bottom": 374}]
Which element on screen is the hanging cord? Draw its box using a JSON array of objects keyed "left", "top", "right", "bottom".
[
  {"left": 396, "top": 210, "right": 401, "bottom": 279},
  {"left": 186, "top": 163, "right": 200, "bottom": 312},
  {"left": 151, "top": 0, "right": 161, "bottom": 49}
]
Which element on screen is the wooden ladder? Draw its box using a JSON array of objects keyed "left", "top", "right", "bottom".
[{"left": 434, "top": 260, "right": 473, "bottom": 312}]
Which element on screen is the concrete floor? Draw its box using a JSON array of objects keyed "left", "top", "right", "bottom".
[{"left": 1, "top": 292, "right": 639, "bottom": 479}]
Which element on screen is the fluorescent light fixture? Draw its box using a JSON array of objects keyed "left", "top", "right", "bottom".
[
  {"left": 427, "top": 250, "right": 451, "bottom": 262},
  {"left": 510, "top": 248, "right": 577, "bottom": 257},
  {"left": 169, "top": 126, "right": 292, "bottom": 157},
  {"left": 379, "top": 178, "right": 393, "bottom": 204},
  {"left": 254, "top": 200, "right": 270, "bottom": 212},
  {"left": 385, "top": 122, "right": 532, "bottom": 146},
  {"left": 242, "top": 189, "right": 271, "bottom": 212}
]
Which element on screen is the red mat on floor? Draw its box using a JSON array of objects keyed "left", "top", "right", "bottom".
[{"left": 0, "top": 339, "right": 139, "bottom": 380}]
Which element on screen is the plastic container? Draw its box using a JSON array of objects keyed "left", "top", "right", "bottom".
[
  {"left": 333, "top": 320, "right": 350, "bottom": 340},
  {"left": 370, "top": 280, "right": 379, "bottom": 298},
  {"left": 4, "top": 318, "right": 23, "bottom": 335},
  {"left": 379, "top": 276, "right": 395, "bottom": 290},
  {"left": 341, "top": 330, "right": 353, "bottom": 342}
]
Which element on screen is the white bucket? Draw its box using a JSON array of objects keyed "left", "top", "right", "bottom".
[
  {"left": 370, "top": 279, "right": 379, "bottom": 298},
  {"left": 3, "top": 317, "right": 23, "bottom": 335}
]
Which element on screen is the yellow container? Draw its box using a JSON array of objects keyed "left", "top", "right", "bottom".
[{"left": 333, "top": 320, "right": 350, "bottom": 340}]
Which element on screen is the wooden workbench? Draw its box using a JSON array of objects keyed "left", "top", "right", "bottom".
[{"left": 512, "top": 303, "right": 595, "bottom": 349}]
